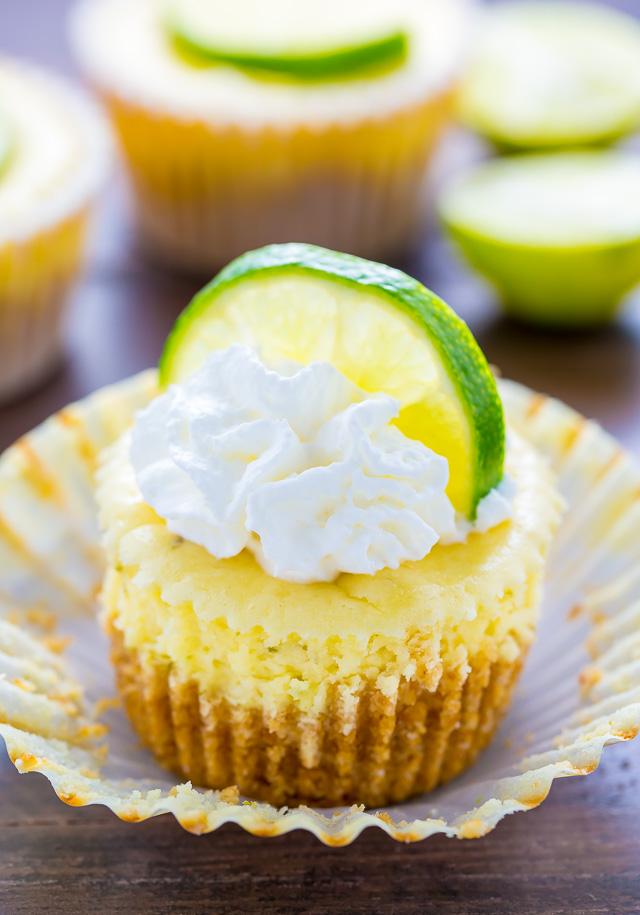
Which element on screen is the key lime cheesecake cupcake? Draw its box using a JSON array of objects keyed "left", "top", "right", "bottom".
[
  {"left": 0, "top": 58, "right": 110, "bottom": 403},
  {"left": 96, "top": 244, "right": 562, "bottom": 807},
  {"left": 70, "top": 0, "right": 472, "bottom": 272}
]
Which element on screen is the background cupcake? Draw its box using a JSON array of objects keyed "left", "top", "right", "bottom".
[
  {"left": 70, "top": 0, "right": 473, "bottom": 273},
  {"left": 0, "top": 58, "right": 110, "bottom": 404}
]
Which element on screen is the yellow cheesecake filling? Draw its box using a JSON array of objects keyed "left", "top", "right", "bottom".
[{"left": 97, "top": 428, "right": 561, "bottom": 715}]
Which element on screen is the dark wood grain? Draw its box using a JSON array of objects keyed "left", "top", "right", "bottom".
[
  {"left": 2, "top": 1, "right": 640, "bottom": 913},
  {"left": 1, "top": 741, "right": 639, "bottom": 915}
]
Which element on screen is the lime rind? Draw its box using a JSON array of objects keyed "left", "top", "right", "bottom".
[
  {"left": 170, "top": 29, "right": 408, "bottom": 81},
  {"left": 160, "top": 244, "right": 505, "bottom": 519}
]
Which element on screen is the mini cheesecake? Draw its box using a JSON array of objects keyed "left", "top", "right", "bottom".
[{"left": 97, "top": 420, "right": 561, "bottom": 807}]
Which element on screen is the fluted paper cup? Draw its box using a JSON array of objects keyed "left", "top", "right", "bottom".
[
  {"left": 92, "top": 92, "right": 455, "bottom": 272},
  {"left": 0, "top": 374, "right": 638, "bottom": 844}
]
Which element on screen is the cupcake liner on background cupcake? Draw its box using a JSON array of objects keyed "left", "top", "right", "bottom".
[
  {"left": 0, "top": 59, "right": 111, "bottom": 403},
  {"left": 69, "top": 0, "right": 473, "bottom": 272},
  {"left": 0, "top": 374, "right": 637, "bottom": 842}
]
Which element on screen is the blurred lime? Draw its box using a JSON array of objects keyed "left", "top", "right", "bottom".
[
  {"left": 459, "top": 1, "right": 640, "bottom": 152},
  {"left": 439, "top": 151, "right": 640, "bottom": 327},
  {"left": 164, "top": 0, "right": 408, "bottom": 80}
]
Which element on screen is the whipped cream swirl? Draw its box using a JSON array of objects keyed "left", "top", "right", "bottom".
[{"left": 130, "top": 345, "right": 515, "bottom": 583}]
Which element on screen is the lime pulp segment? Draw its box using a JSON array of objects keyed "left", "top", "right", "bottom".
[
  {"left": 440, "top": 151, "right": 640, "bottom": 247},
  {"left": 165, "top": 0, "right": 408, "bottom": 80},
  {"left": 160, "top": 244, "right": 505, "bottom": 519}
]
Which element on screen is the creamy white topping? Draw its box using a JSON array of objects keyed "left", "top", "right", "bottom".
[
  {"left": 130, "top": 345, "right": 514, "bottom": 583},
  {"left": 0, "top": 58, "right": 110, "bottom": 243}
]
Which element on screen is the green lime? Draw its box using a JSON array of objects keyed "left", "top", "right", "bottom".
[
  {"left": 160, "top": 243, "right": 505, "bottom": 519},
  {"left": 459, "top": 1, "right": 640, "bottom": 152},
  {"left": 439, "top": 151, "right": 640, "bottom": 327},
  {"left": 164, "top": 0, "right": 408, "bottom": 81}
]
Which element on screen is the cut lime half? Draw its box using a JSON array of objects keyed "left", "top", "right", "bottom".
[
  {"left": 459, "top": 1, "right": 640, "bottom": 152},
  {"left": 160, "top": 244, "right": 505, "bottom": 519},
  {"left": 164, "top": 0, "right": 408, "bottom": 81},
  {"left": 439, "top": 151, "right": 640, "bottom": 327}
]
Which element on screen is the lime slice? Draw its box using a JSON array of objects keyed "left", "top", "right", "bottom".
[
  {"left": 459, "top": 2, "right": 640, "bottom": 152},
  {"left": 439, "top": 151, "right": 640, "bottom": 327},
  {"left": 164, "top": 0, "right": 408, "bottom": 81},
  {"left": 160, "top": 244, "right": 505, "bottom": 518}
]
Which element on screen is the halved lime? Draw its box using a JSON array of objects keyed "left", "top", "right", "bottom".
[
  {"left": 439, "top": 151, "right": 640, "bottom": 327},
  {"left": 164, "top": 0, "right": 408, "bottom": 81},
  {"left": 459, "top": 1, "right": 640, "bottom": 152},
  {"left": 160, "top": 243, "right": 505, "bottom": 519}
]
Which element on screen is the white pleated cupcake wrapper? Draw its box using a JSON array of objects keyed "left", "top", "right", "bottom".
[
  {"left": 127, "top": 153, "right": 437, "bottom": 276},
  {"left": 0, "top": 373, "right": 638, "bottom": 844}
]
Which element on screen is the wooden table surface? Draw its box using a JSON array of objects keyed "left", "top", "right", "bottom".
[{"left": 2, "top": 1, "right": 640, "bottom": 912}]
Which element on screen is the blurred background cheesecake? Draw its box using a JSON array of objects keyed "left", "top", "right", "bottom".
[
  {"left": 0, "top": 57, "right": 110, "bottom": 403},
  {"left": 70, "top": 0, "right": 474, "bottom": 273}
]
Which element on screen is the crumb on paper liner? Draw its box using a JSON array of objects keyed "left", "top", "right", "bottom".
[{"left": 0, "top": 372, "right": 639, "bottom": 844}]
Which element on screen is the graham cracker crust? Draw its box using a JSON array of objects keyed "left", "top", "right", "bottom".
[{"left": 110, "top": 628, "right": 525, "bottom": 808}]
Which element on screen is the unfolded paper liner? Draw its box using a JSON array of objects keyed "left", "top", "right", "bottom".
[{"left": 0, "top": 373, "right": 639, "bottom": 844}]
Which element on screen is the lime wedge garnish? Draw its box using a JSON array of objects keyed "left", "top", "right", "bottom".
[
  {"left": 439, "top": 151, "right": 640, "bottom": 326},
  {"left": 164, "top": 0, "right": 408, "bottom": 81},
  {"left": 160, "top": 244, "right": 505, "bottom": 519},
  {"left": 459, "top": 1, "right": 640, "bottom": 151}
]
